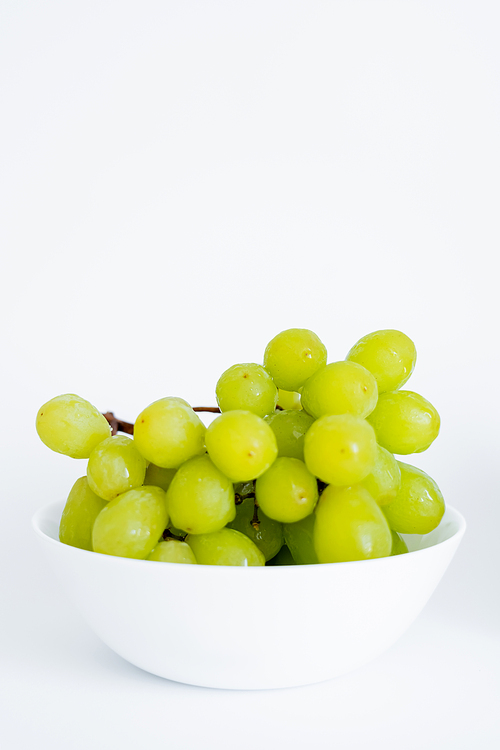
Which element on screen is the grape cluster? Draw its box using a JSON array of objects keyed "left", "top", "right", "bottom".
[{"left": 36, "top": 328, "right": 444, "bottom": 566}]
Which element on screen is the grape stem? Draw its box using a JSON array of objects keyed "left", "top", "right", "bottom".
[
  {"left": 102, "top": 412, "right": 134, "bottom": 436},
  {"left": 251, "top": 501, "right": 260, "bottom": 530},
  {"left": 102, "top": 407, "right": 222, "bottom": 436}
]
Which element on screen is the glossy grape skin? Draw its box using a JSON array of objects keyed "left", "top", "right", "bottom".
[
  {"left": 144, "top": 464, "right": 177, "bottom": 492},
  {"left": 166, "top": 454, "right": 235, "bottom": 535},
  {"left": 277, "top": 389, "right": 302, "bottom": 410},
  {"left": 301, "top": 361, "right": 378, "bottom": 420},
  {"left": 266, "top": 545, "right": 296, "bottom": 565},
  {"left": 205, "top": 410, "right": 278, "bottom": 482},
  {"left": 382, "top": 462, "right": 445, "bottom": 534},
  {"left": 264, "top": 328, "right": 327, "bottom": 391},
  {"left": 367, "top": 390, "right": 440, "bottom": 455},
  {"left": 216, "top": 363, "right": 278, "bottom": 418},
  {"left": 92, "top": 486, "right": 168, "bottom": 559},
  {"left": 227, "top": 496, "right": 283, "bottom": 561},
  {"left": 59, "top": 477, "right": 107, "bottom": 551},
  {"left": 86, "top": 435, "right": 147, "bottom": 501},
  {"left": 186, "top": 528, "right": 265, "bottom": 566},
  {"left": 391, "top": 530, "right": 409, "bottom": 556},
  {"left": 264, "top": 409, "right": 315, "bottom": 461},
  {"left": 255, "top": 457, "right": 318, "bottom": 524},
  {"left": 346, "top": 329, "right": 417, "bottom": 393},
  {"left": 134, "top": 397, "right": 206, "bottom": 468},
  {"left": 283, "top": 512, "right": 319, "bottom": 564},
  {"left": 359, "top": 445, "right": 401, "bottom": 506},
  {"left": 147, "top": 540, "right": 197, "bottom": 564},
  {"left": 314, "top": 485, "right": 392, "bottom": 563},
  {"left": 304, "top": 414, "right": 377, "bottom": 486},
  {"left": 36, "top": 394, "right": 111, "bottom": 458}
]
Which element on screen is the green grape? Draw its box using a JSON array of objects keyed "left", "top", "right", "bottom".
[
  {"left": 92, "top": 486, "right": 168, "bottom": 559},
  {"left": 301, "top": 361, "right": 378, "bottom": 420},
  {"left": 304, "top": 414, "right": 377, "bottom": 486},
  {"left": 255, "top": 457, "right": 318, "bottom": 524},
  {"left": 266, "top": 545, "right": 296, "bottom": 565},
  {"left": 264, "top": 409, "right": 315, "bottom": 461},
  {"left": 233, "top": 480, "right": 256, "bottom": 501},
  {"left": 144, "top": 463, "right": 177, "bottom": 492},
  {"left": 147, "top": 540, "right": 197, "bottom": 564},
  {"left": 186, "top": 528, "right": 265, "bottom": 566},
  {"left": 277, "top": 389, "right": 302, "bottom": 410},
  {"left": 367, "top": 390, "right": 440, "bottom": 455},
  {"left": 264, "top": 328, "right": 327, "bottom": 391},
  {"left": 205, "top": 410, "right": 278, "bottom": 482},
  {"left": 59, "top": 477, "right": 107, "bottom": 551},
  {"left": 283, "top": 512, "right": 318, "bottom": 564},
  {"left": 314, "top": 484, "right": 392, "bottom": 563},
  {"left": 390, "top": 530, "right": 409, "bottom": 556},
  {"left": 134, "top": 397, "right": 206, "bottom": 468},
  {"left": 346, "top": 329, "right": 417, "bottom": 393},
  {"left": 36, "top": 394, "right": 111, "bottom": 459},
  {"left": 86, "top": 435, "right": 147, "bottom": 501},
  {"left": 227, "top": 496, "right": 283, "bottom": 561},
  {"left": 216, "top": 363, "right": 278, "bottom": 418},
  {"left": 382, "top": 462, "right": 445, "bottom": 534},
  {"left": 359, "top": 445, "right": 401, "bottom": 506},
  {"left": 166, "top": 454, "right": 236, "bottom": 535},
  {"left": 166, "top": 523, "right": 187, "bottom": 537}
]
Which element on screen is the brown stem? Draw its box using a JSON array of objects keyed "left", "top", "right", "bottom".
[
  {"left": 102, "top": 412, "right": 134, "bottom": 436},
  {"left": 251, "top": 501, "right": 260, "bottom": 531},
  {"left": 103, "top": 406, "right": 222, "bottom": 435}
]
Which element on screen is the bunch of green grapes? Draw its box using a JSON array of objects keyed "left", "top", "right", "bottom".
[{"left": 37, "top": 326, "right": 444, "bottom": 567}]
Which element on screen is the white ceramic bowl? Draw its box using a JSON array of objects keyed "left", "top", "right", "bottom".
[{"left": 32, "top": 501, "right": 465, "bottom": 690}]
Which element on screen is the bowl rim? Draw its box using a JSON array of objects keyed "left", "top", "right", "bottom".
[{"left": 32, "top": 499, "right": 466, "bottom": 572}]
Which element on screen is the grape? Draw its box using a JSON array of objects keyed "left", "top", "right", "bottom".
[
  {"left": 227, "top": 496, "right": 283, "bottom": 561},
  {"left": 264, "top": 409, "right": 315, "bottom": 461},
  {"left": 148, "top": 540, "right": 197, "bottom": 564},
  {"left": 255, "top": 457, "right": 318, "bottom": 524},
  {"left": 166, "top": 454, "right": 236, "bottom": 535},
  {"left": 186, "top": 528, "right": 265, "bottom": 566},
  {"left": 59, "top": 477, "right": 107, "bottom": 551},
  {"left": 36, "top": 394, "right": 111, "bottom": 458},
  {"left": 216, "top": 363, "right": 277, "bottom": 418},
  {"left": 134, "top": 397, "right": 206, "bottom": 468},
  {"left": 144, "top": 464, "right": 177, "bottom": 492},
  {"left": 359, "top": 445, "right": 401, "bottom": 506},
  {"left": 86, "top": 435, "right": 147, "bottom": 501},
  {"left": 92, "top": 486, "right": 168, "bottom": 559},
  {"left": 205, "top": 410, "right": 278, "bottom": 482},
  {"left": 367, "top": 390, "right": 440, "bottom": 455},
  {"left": 314, "top": 485, "right": 392, "bottom": 563},
  {"left": 304, "top": 414, "right": 377, "bottom": 486},
  {"left": 264, "top": 328, "right": 327, "bottom": 391},
  {"left": 390, "top": 530, "right": 408, "bottom": 556},
  {"left": 382, "top": 462, "right": 445, "bottom": 534},
  {"left": 301, "top": 361, "right": 378, "bottom": 420},
  {"left": 283, "top": 512, "right": 318, "bottom": 564},
  {"left": 346, "top": 329, "right": 417, "bottom": 393},
  {"left": 233, "top": 480, "right": 256, "bottom": 501},
  {"left": 277, "top": 389, "right": 302, "bottom": 410},
  {"left": 266, "top": 545, "right": 296, "bottom": 565}
]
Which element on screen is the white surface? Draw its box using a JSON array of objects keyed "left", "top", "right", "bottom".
[{"left": 1, "top": 0, "right": 499, "bottom": 746}]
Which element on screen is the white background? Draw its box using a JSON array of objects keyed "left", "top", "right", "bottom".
[{"left": 1, "top": 1, "right": 499, "bottom": 748}]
